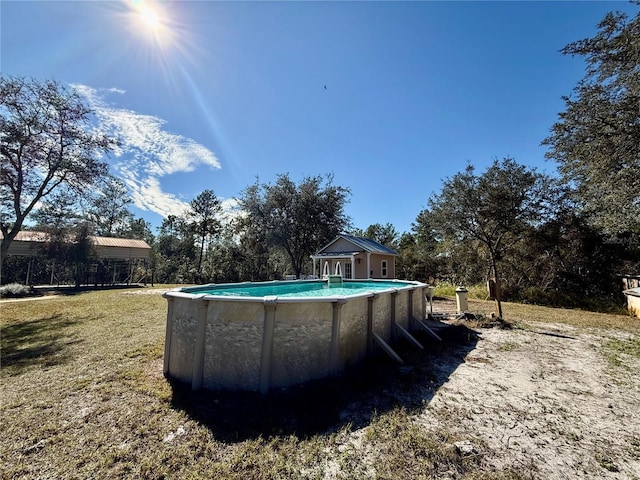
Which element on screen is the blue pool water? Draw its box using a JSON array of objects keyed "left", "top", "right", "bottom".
[{"left": 183, "top": 280, "right": 415, "bottom": 298}]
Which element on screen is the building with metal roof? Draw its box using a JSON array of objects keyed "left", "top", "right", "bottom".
[
  {"left": 311, "top": 234, "right": 398, "bottom": 280},
  {"left": 1, "top": 231, "right": 151, "bottom": 259},
  {"left": 1, "top": 231, "right": 151, "bottom": 286}
]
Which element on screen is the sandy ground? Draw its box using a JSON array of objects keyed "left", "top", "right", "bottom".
[{"left": 414, "top": 302, "right": 640, "bottom": 479}]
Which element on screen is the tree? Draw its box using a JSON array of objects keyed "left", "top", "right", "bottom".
[
  {"left": 399, "top": 211, "right": 451, "bottom": 283},
  {"left": 86, "top": 176, "right": 133, "bottom": 237},
  {"left": 155, "top": 215, "right": 196, "bottom": 283},
  {"left": 127, "top": 217, "right": 154, "bottom": 244},
  {"left": 238, "top": 174, "right": 351, "bottom": 278},
  {"left": 543, "top": 6, "right": 640, "bottom": 235},
  {"left": 425, "top": 158, "right": 558, "bottom": 317},
  {"left": 68, "top": 223, "right": 95, "bottom": 288},
  {"left": 0, "top": 76, "right": 115, "bottom": 261},
  {"left": 350, "top": 223, "right": 400, "bottom": 250},
  {"left": 31, "top": 190, "right": 82, "bottom": 233},
  {"left": 232, "top": 195, "right": 271, "bottom": 281},
  {"left": 187, "top": 189, "right": 222, "bottom": 276}
]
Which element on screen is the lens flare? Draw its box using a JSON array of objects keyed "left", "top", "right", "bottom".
[
  {"left": 139, "top": 5, "right": 161, "bottom": 31},
  {"left": 126, "top": 0, "right": 170, "bottom": 46}
]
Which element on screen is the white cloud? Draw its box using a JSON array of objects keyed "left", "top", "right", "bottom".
[
  {"left": 219, "top": 197, "right": 242, "bottom": 225},
  {"left": 73, "top": 84, "right": 221, "bottom": 219},
  {"left": 123, "top": 176, "right": 189, "bottom": 218}
]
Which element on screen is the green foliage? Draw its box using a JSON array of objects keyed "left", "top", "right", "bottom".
[
  {"left": 543, "top": 6, "right": 640, "bottom": 235},
  {"left": 153, "top": 215, "right": 197, "bottom": 283},
  {"left": 187, "top": 189, "right": 222, "bottom": 277},
  {"left": 349, "top": 222, "right": 400, "bottom": 250},
  {"left": 410, "top": 150, "right": 639, "bottom": 309},
  {"left": 421, "top": 158, "right": 559, "bottom": 282},
  {"left": 31, "top": 190, "right": 83, "bottom": 232},
  {"left": 433, "top": 282, "right": 488, "bottom": 300},
  {"left": 237, "top": 173, "right": 351, "bottom": 278},
  {"left": 86, "top": 176, "right": 134, "bottom": 236}
]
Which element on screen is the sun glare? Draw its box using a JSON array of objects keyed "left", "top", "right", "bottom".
[
  {"left": 139, "top": 5, "right": 161, "bottom": 30},
  {"left": 126, "top": 0, "right": 170, "bottom": 45}
]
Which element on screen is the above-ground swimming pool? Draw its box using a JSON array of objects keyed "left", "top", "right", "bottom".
[{"left": 163, "top": 278, "right": 433, "bottom": 393}]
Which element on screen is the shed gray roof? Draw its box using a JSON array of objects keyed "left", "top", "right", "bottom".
[{"left": 315, "top": 234, "right": 398, "bottom": 256}]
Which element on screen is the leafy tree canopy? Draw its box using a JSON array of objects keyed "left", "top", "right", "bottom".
[
  {"left": 349, "top": 223, "right": 400, "bottom": 250},
  {"left": 0, "top": 75, "right": 115, "bottom": 259},
  {"left": 238, "top": 173, "right": 351, "bottom": 277},
  {"left": 187, "top": 189, "right": 222, "bottom": 275},
  {"left": 86, "top": 176, "right": 133, "bottom": 237},
  {"left": 543, "top": 5, "right": 640, "bottom": 235},
  {"left": 424, "top": 158, "right": 559, "bottom": 282}
]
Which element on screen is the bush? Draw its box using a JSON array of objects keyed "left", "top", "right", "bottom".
[
  {"left": 513, "top": 286, "right": 627, "bottom": 314},
  {"left": 0, "top": 282, "right": 31, "bottom": 298},
  {"left": 433, "top": 280, "right": 627, "bottom": 313},
  {"left": 434, "top": 281, "right": 488, "bottom": 299}
]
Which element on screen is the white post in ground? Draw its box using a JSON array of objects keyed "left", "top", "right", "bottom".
[{"left": 455, "top": 286, "right": 468, "bottom": 314}]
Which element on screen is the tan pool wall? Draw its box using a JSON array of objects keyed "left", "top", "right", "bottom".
[{"left": 163, "top": 283, "right": 427, "bottom": 393}]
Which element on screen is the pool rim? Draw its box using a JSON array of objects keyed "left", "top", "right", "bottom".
[{"left": 163, "top": 278, "right": 426, "bottom": 304}]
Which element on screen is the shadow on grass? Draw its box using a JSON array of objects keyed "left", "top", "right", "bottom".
[
  {"left": 170, "top": 323, "right": 479, "bottom": 442},
  {"left": 1, "top": 314, "right": 82, "bottom": 374}
]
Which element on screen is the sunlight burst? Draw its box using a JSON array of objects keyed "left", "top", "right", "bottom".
[
  {"left": 127, "top": 0, "right": 170, "bottom": 45},
  {"left": 139, "top": 5, "right": 161, "bottom": 31}
]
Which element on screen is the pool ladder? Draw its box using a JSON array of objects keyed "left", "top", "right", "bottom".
[{"left": 323, "top": 261, "right": 343, "bottom": 286}]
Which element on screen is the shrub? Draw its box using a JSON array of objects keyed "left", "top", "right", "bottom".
[
  {"left": 0, "top": 282, "right": 31, "bottom": 298},
  {"left": 434, "top": 281, "right": 488, "bottom": 299}
]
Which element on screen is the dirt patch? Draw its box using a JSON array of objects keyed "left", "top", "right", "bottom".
[
  {"left": 120, "top": 288, "right": 173, "bottom": 296},
  {"left": 414, "top": 320, "right": 640, "bottom": 479}
]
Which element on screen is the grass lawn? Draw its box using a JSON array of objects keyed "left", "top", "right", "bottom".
[{"left": 1, "top": 287, "right": 638, "bottom": 479}]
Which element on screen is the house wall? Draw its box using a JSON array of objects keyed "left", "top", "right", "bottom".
[
  {"left": 354, "top": 255, "right": 368, "bottom": 279},
  {"left": 319, "top": 254, "right": 396, "bottom": 279},
  {"left": 368, "top": 254, "right": 396, "bottom": 279},
  {"left": 315, "top": 237, "right": 397, "bottom": 280}
]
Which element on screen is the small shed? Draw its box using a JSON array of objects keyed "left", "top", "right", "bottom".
[{"left": 311, "top": 234, "right": 398, "bottom": 280}]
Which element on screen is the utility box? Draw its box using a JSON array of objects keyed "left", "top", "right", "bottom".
[{"left": 455, "top": 286, "right": 468, "bottom": 313}]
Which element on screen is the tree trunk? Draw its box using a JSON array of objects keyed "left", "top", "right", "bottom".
[
  {"left": 197, "top": 232, "right": 205, "bottom": 274},
  {"left": 489, "top": 251, "right": 504, "bottom": 319}
]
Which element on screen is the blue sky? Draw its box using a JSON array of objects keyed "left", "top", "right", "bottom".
[{"left": 3, "top": 1, "right": 637, "bottom": 235}]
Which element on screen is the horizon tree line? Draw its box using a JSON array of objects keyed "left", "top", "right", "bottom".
[{"left": 2, "top": 5, "right": 638, "bottom": 309}]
